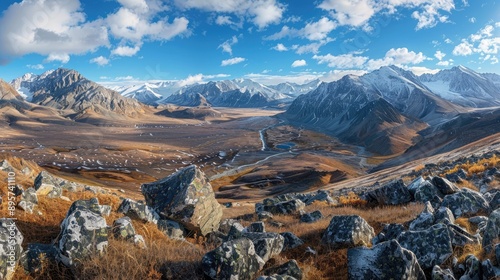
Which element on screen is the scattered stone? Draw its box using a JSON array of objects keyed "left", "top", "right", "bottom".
[
  {"left": 201, "top": 238, "right": 264, "bottom": 280},
  {"left": 488, "top": 192, "right": 500, "bottom": 211},
  {"left": 300, "top": 190, "right": 336, "bottom": 205},
  {"left": 447, "top": 224, "right": 481, "bottom": 246},
  {"left": 397, "top": 223, "right": 453, "bottom": 269},
  {"left": 468, "top": 216, "right": 488, "bottom": 226},
  {"left": 227, "top": 232, "right": 284, "bottom": 263},
  {"left": 258, "top": 260, "right": 303, "bottom": 280},
  {"left": 372, "top": 223, "right": 405, "bottom": 245},
  {"left": 246, "top": 222, "right": 265, "bottom": 233},
  {"left": 432, "top": 177, "right": 460, "bottom": 195},
  {"left": 414, "top": 180, "right": 443, "bottom": 206},
  {"left": 482, "top": 208, "right": 500, "bottom": 252},
  {"left": 280, "top": 232, "right": 304, "bottom": 251},
  {"left": 435, "top": 206, "right": 456, "bottom": 225},
  {"left": 461, "top": 254, "right": 481, "bottom": 280},
  {"left": 157, "top": 219, "right": 185, "bottom": 240},
  {"left": 34, "top": 170, "right": 84, "bottom": 197},
  {"left": 20, "top": 243, "right": 58, "bottom": 274},
  {"left": 117, "top": 198, "right": 160, "bottom": 224},
  {"left": 67, "top": 198, "right": 110, "bottom": 217},
  {"left": 496, "top": 244, "right": 500, "bottom": 264},
  {"left": 264, "top": 199, "right": 306, "bottom": 215},
  {"left": 481, "top": 259, "right": 500, "bottom": 280},
  {"left": 407, "top": 176, "right": 426, "bottom": 195},
  {"left": 218, "top": 219, "right": 238, "bottom": 235},
  {"left": 348, "top": 240, "right": 425, "bottom": 280},
  {"left": 365, "top": 179, "right": 412, "bottom": 205},
  {"left": 431, "top": 265, "right": 456, "bottom": 280},
  {"left": 300, "top": 210, "right": 323, "bottom": 223},
  {"left": 225, "top": 222, "right": 246, "bottom": 241},
  {"left": 258, "top": 211, "right": 274, "bottom": 221},
  {"left": 322, "top": 215, "right": 374, "bottom": 248},
  {"left": 141, "top": 165, "right": 223, "bottom": 236},
  {"left": 0, "top": 160, "right": 13, "bottom": 172},
  {"left": 441, "top": 188, "right": 490, "bottom": 218},
  {"left": 409, "top": 202, "right": 435, "bottom": 230},
  {"left": 305, "top": 246, "right": 317, "bottom": 255},
  {"left": 446, "top": 169, "right": 468, "bottom": 183},
  {"left": 0, "top": 219, "right": 23, "bottom": 280},
  {"left": 17, "top": 187, "right": 38, "bottom": 214},
  {"left": 112, "top": 216, "right": 136, "bottom": 239},
  {"left": 269, "top": 221, "right": 284, "bottom": 228}
]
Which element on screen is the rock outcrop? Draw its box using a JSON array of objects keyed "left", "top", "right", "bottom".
[
  {"left": 322, "top": 215, "right": 374, "bottom": 248},
  {"left": 0, "top": 219, "right": 23, "bottom": 280}
]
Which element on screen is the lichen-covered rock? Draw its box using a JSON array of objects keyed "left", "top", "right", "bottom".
[
  {"left": 348, "top": 240, "right": 425, "bottom": 280},
  {"left": 435, "top": 206, "right": 456, "bottom": 225},
  {"left": 246, "top": 222, "right": 265, "bottom": 233},
  {"left": 239, "top": 232, "right": 284, "bottom": 263},
  {"left": 488, "top": 192, "right": 500, "bottom": 211},
  {"left": 407, "top": 176, "right": 425, "bottom": 195},
  {"left": 496, "top": 244, "right": 500, "bottom": 264},
  {"left": 19, "top": 243, "right": 57, "bottom": 274},
  {"left": 300, "top": 210, "right": 323, "bottom": 223},
  {"left": 201, "top": 238, "right": 265, "bottom": 280},
  {"left": 57, "top": 205, "right": 109, "bottom": 267},
  {"left": 410, "top": 202, "right": 435, "bottom": 230},
  {"left": 280, "top": 232, "right": 304, "bottom": 251},
  {"left": 34, "top": 170, "right": 83, "bottom": 197},
  {"left": 258, "top": 260, "right": 303, "bottom": 280},
  {"left": 447, "top": 224, "right": 481, "bottom": 247},
  {"left": 300, "top": 190, "right": 336, "bottom": 205},
  {"left": 431, "top": 265, "right": 456, "bottom": 280},
  {"left": 322, "top": 215, "right": 374, "bottom": 248},
  {"left": 432, "top": 177, "right": 460, "bottom": 195},
  {"left": 446, "top": 169, "right": 468, "bottom": 183},
  {"left": 414, "top": 180, "right": 443, "bottom": 205},
  {"left": 219, "top": 219, "right": 238, "bottom": 235},
  {"left": 461, "top": 254, "right": 481, "bottom": 280},
  {"left": 372, "top": 223, "right": 405, "bottom": 245},
  {"left": 112, "top": 216, "right": 136, "bottom": 239},
  {"left": 18, "top": 187, "right": 38, "bottom": 214},
  {"left": 141, "top": 165, "right": 222, "bottom": 236},
  {"left": 482, "top": 208, "right": 500, "bottom": 252},
  {"left": 117, "top": 198, "right": 160, "bottom": 224},
  {"left": 225, "top": 222, "right": 245, "bottom": 241},
  {"left": 0, "top": 219, "right": 23, "bottom": 280},
  {"left": 258, "top": 211, "right": 274, "bottom": 221},
  {"left": 157, "top": 219, "right": 185, "bottom": 240},
  {"left": 264, "top": 199, "right": 305, "bottom": 215},
  {"left": 441, "top": 188, "right": 490, "bottom": 218},
  {"left": 481, "top": 259, "right": 500, "bottom": 280},
  {"left": 68, "top": 198, "right": 110, "bottom": 217},
  {"left": 397, "top": 223, "right": 453, "bottom": 269},
  {"left": 365, "top": 179, "right": 412, "bottom": 205}
]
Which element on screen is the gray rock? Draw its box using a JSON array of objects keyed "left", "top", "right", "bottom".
[
  {"left": 258, "top": 211, "right": 274, "bottom": 221},
  {"left": 301, "top": 190, "right": 336, "bottom": 205},
  {"left": 397, "top": 223, "right": 453, "bottom": 269},
  {"left": 441, "top": 189, "right": 490, "bottom": 218},
  {"left": 446, "top": 169, "right": 468, "bottom": 183},
  {"left": 409, "top": 202, "right": 435, "bottom": 230},
  {"left": 481, "top": 259, "right": 500, "bottom": 280},
  {"left": 264, "top": 199, "right": 305, "bottom": 215},
  {"left": 230, "top": 232, "right": 284, "bottom": 263},
  {"left": 57, "top": 203, "right": 109, "bottom": 267},
  {"left": 460, "top": 254, "right": 481, "bottom": 280},
  {"left": 432, "top": 265, "right": 456, "bottom": 280},
  {"left": 372, "top": 224, "right": 405, "bottom": 245},
  {"left": 414, "top": 180, "right": 443, "bottom": 206},
  {"left": 117, "top": 198, "right": 160, "bottom": 224},
  {"left": 218, "top": 219, "right": 238, "bottom": 235},
  {"left": 246, "top": 222, "right": 265, "bottom": 233},
  {"left": 432, "top": 177, "right": 460, "bottom": 195},
  {"left": 141, "top": 165, "right": 223, "bottom": 236},
  {"left": 34, "top": 170, "right": 85, "bottom": 197},
  {"left": 112, "top": 216, "right": 136, "bottom": 239},
  {"left": 300, "top": 210, "right": 323, "bottom": 223},
  {"left": 280, "top": 232, "right": 304, "bottom": 251},
  {"left": 259, "top": 260, "right": 303, "bottom": 280},
  {"left": 157, "top": 219, "right": 185, "bottom": 240},
  {"left": 365, "top": 179, "right": 412, "bottom": 205},
  {"left": 496, "top": 243, "right": 500, "bottom": 264},
  {"left": 447, "top": 224, "right": 481, "bottom": 246},
  {"left": 348, "top": 240, "right": 425, "bottom": 280},
  {"left": 482, "top": 208, "right": 500, "bottom": 252},
  {"left": 0, "top": 160, "right": 13, "bottom": 172},
  {"left": 435, "top": 206, "right": 456, "bottom": 225},
  {"left": 201, "top": 238, "right": 265, "bottom": 280},
  {"left": 226, "top": 222, "right": 245, "bottom": 241},
  {"left": 19, "top": 243, "right": 58, "bottom": 274},
  {"left": 0, "top": 219, "right": 23, "bottom": 280},
  {"left": 407, "top": 176, "right": 426, "bottom": 196},
  {"left": 17, "top": 187, "right": 38, "bottom": 214},
  {"left": 468, "top": 216, "right": 488, "bottom": 226},
  {"left": 322, "top": 215, "right": 374, "bottom": 248},
  {"left": 68, "top": 198, "right": 111, "bottom": 217},
  {"left": 488, "top": 192, "right": 500, "bottom": 210}
]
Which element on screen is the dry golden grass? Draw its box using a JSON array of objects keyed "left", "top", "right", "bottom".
[
  {"left": 457, "top": 180, "right": 479, "bottom": 192},
  {"left": 444, "top": 154, "right": 499, "bottom": 176},
  {"left": 338, "top": 192, "right": 367, "bottom": 207}
]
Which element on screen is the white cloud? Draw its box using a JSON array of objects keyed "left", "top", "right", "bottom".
[
  {"left": 27, "top": 64, "right": 44, "bottom": 70},
  {"left": 221, "top": 57, "right": 246, "bottom": 66},
  {"left": 366, "top": 47, "right": 427, "bottom": 70},
  {"left": 173, "top": 0, "right": 284, "bottom": 28},
  {"left": 437, "top": 59, "right": 453, "bottom": 66},
  {"left": 45, "top": 53, "right": 70, "bottom": 63},
  {"left": 477, "top": 38, "right": 500, "bottom": 54},
  {"left": 90, "top": 56, "right": 110, "bottom": 66},
  {"left": 111, "top": 45, "right": 141, "bottom": 56},
  {"left": 292, "top": 38, "right": 333, "bottom": 54},
  {"left": 453, "top": 41, "right": 474, "bottom": 56},
  {"left": 313, "top": 53, "right": 368, "bottom": 68},
  {"left": 444, "top": 38, "right": 453, "bottom": 44},
  {"left": 469, "top": 17, "right": 476, "bottom": 23},
  {"left": 406, "top": 66, "right": 440, "bottom": 76},
  {"left": 319, "top": 0, "right": 375, "bottom": 27},
  {"left": 272, "top": 43, "right": 288, "bottom": 51},
  {"left": 434, "top": 50, "right": 446, "bottom": 60},
  {"left": 291, "top": 59, "right": 307, "bottom": 67},
  {"left": 451, "top": 23, "right": 500, "bottom": 61},
  {"left": 470, "top": 25, "right": 494, "bottom": 42},
  {"left": 218, "top": 36, "right": 238, "bottom": 55},
  {"left": 265, "top": 17, "right": 336, "bottom": 41},
  {"left": 215, "top": 15, "right": 242, "bottom": 29}
]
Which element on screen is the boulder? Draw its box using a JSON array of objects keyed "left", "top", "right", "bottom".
[
  {"left": 117, "top": 198, "right": 160, "bottom": 224},
  {"left": 372, "top": 223, "right": 405, "bottom": 245},
  {"left": 157, "top": 219, "right": 185, "bottom": 240},
  {"left": 431, "top": 265, "right": 456, "bottom": 280},
  {"left": 397, "top": 223, "right": 453, "bottom": 269},
  {"left": 68, "top": 198, "right": 111, "bottom": 217},
  {"left": 34, "top": 170, "right": 83, "bottom": 197},
  {"left": 57, "top": 201, "right": 109, "bottom": 267},
  {"left": 348, "top": 240, "right": 425, "bottom": 280},
  {"left": 112, "top": 216, "right": 136, "bottom": 239},
  {"left": 435, "top": 206, "right": 456, "bottom": 225},
  {"left": 365, "top": 179, "right": 412, "bottom": 205},
  {"left": 447, "top": 224, "right": 481, "bottom": 247},
  {"left": 20, "top": 243, "right": 58, "bottom": 274},
  {"left": 414, "top": 180, "right": 443, "bottom": 206},
  {"left": 141, "top": 165, "right": 223, "bottom": 236},
  {"left": 409, "top": 202, "right": 435, "bottom": 230},
  {"left": 264, "top": 199, "right": 305, "bottom": 215},
  {"left": 460, "top": 254, "right": 481, "bottom": 280},
  {"left": 218, "top": 219, "right": 238, "bottom": 235},
  {"left": 482, "top": 208, "right": 500, "bottom": 252},
  {"left": 496, "top": 244, "right": 500, "bottom": 264},
  {"left": 246, "top": 222, "right": 265, "bottom": 233},
  {"left": 482, "top": 259, "right": 500, "bottom": 280},
  {"left": 446, "top": 169, "right": 468, "bottom": 183},
  {"left": 201, "top": 238, "right": 265, "bottom": 280},
  {"left": 432, "top": 177, "right": 460, "bottom": 195},
  {"left": 488, "top": 192, "right": 500, "bottom": 210},
  {"left": 299, "top": 210, "right": 323, "bottom": 223},
  {"left": 0, "top": 219, "right": 23, "bottom": 280},
  {"left": 240, "top": 232, "right": 284, "bottom": 263},
  {"left": 441, "top": 189, "right": 490, "bottom": 218},
  {"left": 280, "top": 232, "right": 304, "bottom": 251},
  {"left": 407, "top": 176, "right": 426, "bottom": 195},
  {"left": 225, "top": 222, "right": 246, "bottom": 241},
  {"left": 258, "top": 260, "right": 303, "bottom": 280},
  {"left": 322, "top": 215, "right": 374, "bottom": 248},
  {"left": 258, "top": 211, "right": 274, "bottom": 221},
  {"left": 17, "top": 187, "right": 38, "bottom": 214},
  {"left": 301, "top": 190, "right": 336, "bottom": 205}
]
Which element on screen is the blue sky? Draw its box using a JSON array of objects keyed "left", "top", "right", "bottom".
[{"left": 0, "top": 0, "right": 498, "bottom": 85}]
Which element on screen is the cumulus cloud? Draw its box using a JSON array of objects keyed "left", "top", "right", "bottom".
[
  {"left": 218, "top": 36, "right": 239, "bottom": 55},
  {"left": 366, "top": 47, "right": 427, "bottom": 70},
  {"left": 265, "top": 17, "right": 336, "bottom": 41},
  {"left": 272, "top": 43, "right": 288, "bottom": 51},
  {"left": 292, "top": 38, "right": 333, "bottom": 55},
  {"left": 291, "top": 59, "right": 307, "bottom": 67},
  {"left": 313, "top": 53, "right": 368, "bottom": 68},
  {"left": 112, "top": 45, "right": 142, "bottom": 57},
  {"left": 90, "top": 56, "right": 110, "bottom": 66},
  {"left": 45, "top": 53, "right": 70, "bottom": 63},
  {"left": 453, "top": 41, "right": 473, "bottom": 56},
  {"left": 221, "top": 57, "right": 246, "bottom": 66},
  {"left": 173, "top": 0, "right": 284, "bottom": 29},
  {"left": 27, "top": 64, "right": 44, "bottom": 70},
  {"left": 434, "top": 50, "right": 446, "bottom": 60},
  {"left": 450, "top": 23, "right": 500, "bottom": 65}
]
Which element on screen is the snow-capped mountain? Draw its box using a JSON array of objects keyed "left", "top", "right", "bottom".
[
  {"left": 163, "top": 79, "right": 292, "bottom": 107},
  {"left": 420, "top": 66, "right": 500, "bottom": 107},
  {"left": 11, "top": 68, "right": 145, "bottom": 117},
  {"left": 110, "top": 81, "right": 184, "bottom": 105},
  {"left": 270, "top": 79, "right": 322, "bottom": 97}
]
